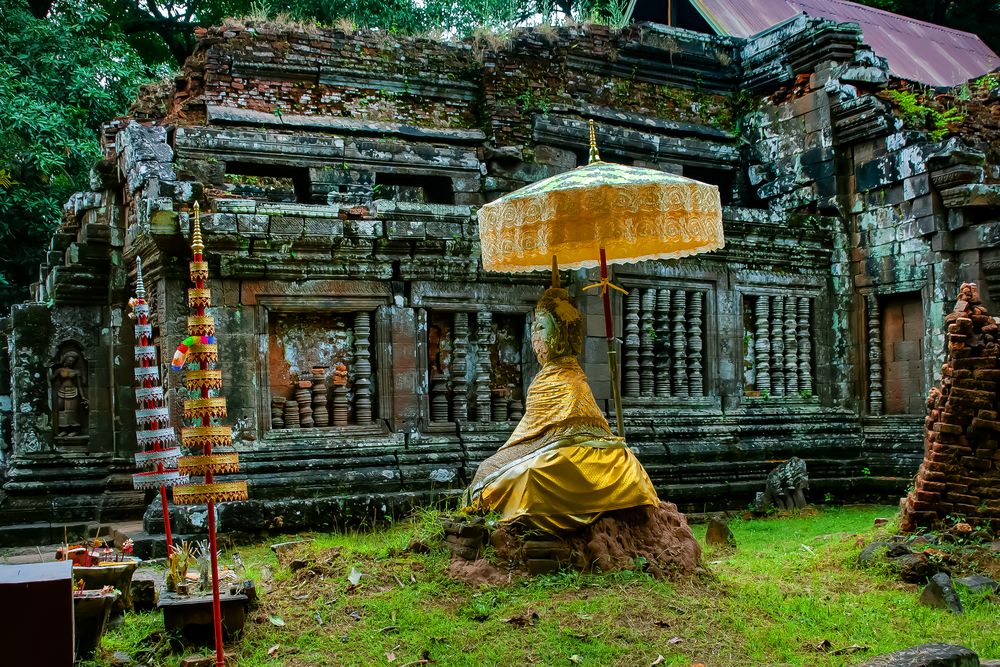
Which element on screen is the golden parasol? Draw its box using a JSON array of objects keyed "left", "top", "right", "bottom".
[{"left": 477, "top": 121, "right": 724, "bottom": 436}]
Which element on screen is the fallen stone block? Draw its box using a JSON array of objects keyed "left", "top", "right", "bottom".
[
  {"left": 919, "top": 573, "right": 965, "bottom": 614},
  {"left": 857, "top": 644, "right": 978, "bottom": 667}
]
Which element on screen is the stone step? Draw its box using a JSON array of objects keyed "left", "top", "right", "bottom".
[{"left": 0, "top": 521, "right": 99, "bottom": 551}]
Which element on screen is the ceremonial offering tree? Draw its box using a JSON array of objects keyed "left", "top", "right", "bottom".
[
  {"left": 130, "top": 257, "right": 187, "bottom": 549},
  {"left": 171, "top": 202, "right": 248, "bottom": 667}
]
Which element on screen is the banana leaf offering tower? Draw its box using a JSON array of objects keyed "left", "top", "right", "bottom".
[
  {"left": 130, "top": 256, "right": 187, "bottom": 549},
  {"left": 171, "top": 202, "right": 247, "bottom": 667}
]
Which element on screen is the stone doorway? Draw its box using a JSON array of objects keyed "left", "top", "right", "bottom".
[{"left": 880, "top": 293, "right": 925, "bottom": 414}]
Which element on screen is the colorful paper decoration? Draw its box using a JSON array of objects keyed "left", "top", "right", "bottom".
[
  {"left": 129, "top": 256, "right": 188, "bottom": 549},
  {"left": 170, "top": 202, "right": 247, "bottom": 667}
]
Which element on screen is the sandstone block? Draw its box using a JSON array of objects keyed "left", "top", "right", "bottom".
[{"left": 919, "top": 574, "right": 964, "bottom": 614}]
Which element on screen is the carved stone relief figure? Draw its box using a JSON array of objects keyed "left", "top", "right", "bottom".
[{"left": 51, "top": 345, "right": 89, "bottom": 440}]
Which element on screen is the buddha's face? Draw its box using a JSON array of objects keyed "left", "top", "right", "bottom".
[{"left": 531, "top": 311, "right": 558, "bottom": 364}]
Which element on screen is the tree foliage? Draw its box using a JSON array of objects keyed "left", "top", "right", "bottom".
[{"left": 0, "top": 0, "right": 152, "bottom": 308}]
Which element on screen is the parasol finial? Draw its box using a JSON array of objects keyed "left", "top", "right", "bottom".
[
  {"left": 588, "top": 119, "right": 601, "bottom": 164},
  {"left": 191, "top": 201, "right": 204, "bottom": 254},
  {"left": 135, "top": 256, "right": 146, "bottom": 301}
]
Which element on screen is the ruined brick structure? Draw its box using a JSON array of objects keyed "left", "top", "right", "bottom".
[
  {"left": 3, "top": 16, "right": 1000, "bottom": 541},
  {"left": 900, "top": 283, "right": 1000, "bottom": 532}
]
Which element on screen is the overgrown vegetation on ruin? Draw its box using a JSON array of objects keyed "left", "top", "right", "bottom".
[{"left": 85, "top": 506, "right": 999, "bottom": 666}]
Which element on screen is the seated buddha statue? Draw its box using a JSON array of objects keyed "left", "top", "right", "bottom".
[{"left": 465, "top": 287, "right": 659, "bottom": 534}]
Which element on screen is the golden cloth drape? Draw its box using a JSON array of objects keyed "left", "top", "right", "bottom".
[{"left": 467, "top": 356, "right": 658, "bottom": 533}]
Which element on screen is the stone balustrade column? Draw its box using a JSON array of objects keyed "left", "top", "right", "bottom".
[
  {"left": 754, "top": 295, "right": 771, "bottom": 394},
  {"left": 640, "top": 289, "right": 655, "bottom": 397},
  {"left": 475, "top": 311, "right": 492, "bottom": 422},
  {"left": 867, "top": 294, "right": 883, "bottom": 415},
  {"left": 798, "top": 297, "right": 812, "bottom": 395},
  {"left": 429, "top": 373, "right": 449, "bottom": 423},
  {"left": 784, "top": 297, "right": 799, "bottom": 396},
  {"left": 353, "top": 311, "right": 373, "bottom": 423},
  {"left": 672, "top": 289, "right": 689, "bottom": 398},
  {"left": 451, "top": 312, "right": 469, "bottom": 421},
  {"left": 623, "top": 292, "right": 641, "bottom": 398},
  {"left": 770, "top": 296, "right": 785, "bottom": 396},
  {"left": 655, "top": 288, "right": 672, "bottom": 397},
  {"left": 688, "top": 290, "right": 704, "bottom": 397}
]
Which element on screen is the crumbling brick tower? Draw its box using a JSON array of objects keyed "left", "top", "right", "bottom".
[{"left": 900, "top": 283, "right": 1000, "bottom": 532}]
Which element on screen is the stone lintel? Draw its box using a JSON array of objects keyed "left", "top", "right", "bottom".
[
  {"left": 941, "top": 184, "right": 1000, "bottom": 210},
  {"left": 410, "top": 281, "right": 543, "bottom": 311},
  {"left": 206, "top": 105, "right": 485, "bottom": 143},
  {"left": 533, "top": 115, "right": 738, "bottom": 170}
]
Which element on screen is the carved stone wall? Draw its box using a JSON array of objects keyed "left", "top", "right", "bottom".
[{"left": 9, "top": 16, "right": 1000, "bottom": 538}]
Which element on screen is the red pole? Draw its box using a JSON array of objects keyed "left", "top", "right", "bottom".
[
  {"left": 160, "top": 485, "right": 173, "bottom": 549},
  {"left": 208, "top": 498, "right": 223, "bottom": 666},
  {"left": 194, "top": 243, "right": 225, "bottom": 667}
]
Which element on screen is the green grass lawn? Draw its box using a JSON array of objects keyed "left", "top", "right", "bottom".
[{"left": 89, "top": 506, "right": 999, "bottom": 667}]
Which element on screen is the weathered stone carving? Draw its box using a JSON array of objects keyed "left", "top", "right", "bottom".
[
  {"left": 688, "top": 290, "right": 704, "bottom": 397},
  {"left": 798, "top": 298, "right": 812, "bottom": 395},
  {"left": 332, "top": 363, "right": 350, "bottom": 426},
  {"left": 475, "top": 312, "right": 493, "bottom": 422},
  {"left": 867, "top": 294, "right": 883, "bottom": 415},
  {"left": 655, "top": 288, "right": 671, "bottom": 397},
  {"left": 353, "top": 312, "right": 373, "bottom": 423},
  {"left": 430, "top": 374, "right": 450, "bottom": 423},
  {"left": 623, "top": 291, "right": 641, "bottom": 398},
  {"left": 754, "top": 296, "right": 771, "bottom": 394},
  {"left": 451, "top": 312, "right": 469, "bottom": 422},
  {"left": 270, "top": 397, "right": 285, "bottom": 429},
  {"left": 312, "top": 368, "right": 329, "bottom": 427},
  {"left": 297, "top": 380, "right": 313, "bottom": 428},
  {"left": 640, "top": 289, "right": 655, "bottom": 397},
  {"left": 784, "top": 297, "right": 798, "bottom": 396},
  {"left": 671, "top": 289, "right": 688, "bottom": 398},
  {"left": 754, "top": 457, "right": 809, "bottom": 511},
  {"left": 492, "top": 388, "right": 509, "bottom": 422},
  {"left": 770, "top": 296, "right": 785, "bottom": 396},
  {"left": 51, "top": 345, "right": 88, "bottom": 440},
  {"left": 283, "top": 399, "right": 299, "bottom": 428}
]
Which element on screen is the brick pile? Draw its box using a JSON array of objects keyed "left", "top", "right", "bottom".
[{"left": 899, "top": 282, "right": 1000, "bottom": 532}]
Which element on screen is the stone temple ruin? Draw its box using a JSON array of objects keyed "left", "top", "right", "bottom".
[{"left": 2, "top": 12, "right": 1000, "bottom": 542}]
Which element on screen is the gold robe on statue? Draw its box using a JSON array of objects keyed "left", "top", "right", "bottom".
[{"left": 466, "top": 356, "right": 659, "bottom": 533}]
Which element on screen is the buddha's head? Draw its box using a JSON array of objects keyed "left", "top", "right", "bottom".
[{"left": 532, "top": 288, "right": 584, "bottom": 364}]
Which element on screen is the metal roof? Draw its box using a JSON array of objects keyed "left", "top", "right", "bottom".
[{"left": 688, "top": 0, "right": 1000, "bottom": 86}]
